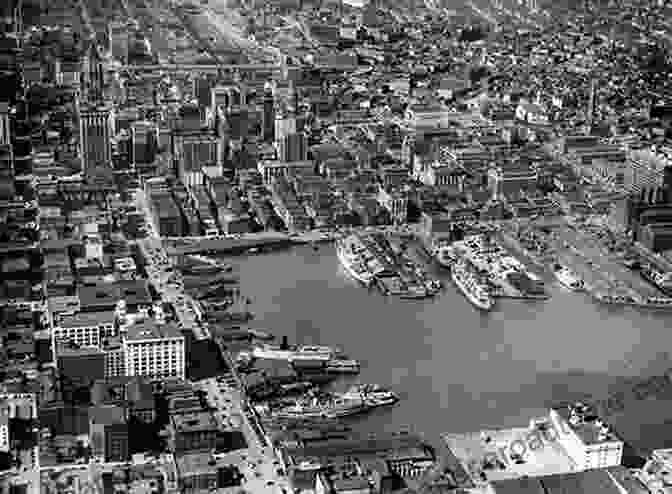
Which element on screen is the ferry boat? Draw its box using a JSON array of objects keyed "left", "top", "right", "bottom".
[
  {"left": 252, "top": 344, "right": 338, "bottom": 361},
  {"left": 270, "top": 396, "right": 369, "bottom": 419},
  {"left": 451, "top": 260, "right": 494, "bottom": 311},
  {"left": 336, "top": 237, "right": 375, "bottom": 285},
  {"left": 342, "top": 385, "right": 399, "bottom": 408},
  {"left": 325, "top": 359, "right": 361, "bottom": 374},
  {"left": 552, "top": 263, "right": 585, "bottom": 291}
]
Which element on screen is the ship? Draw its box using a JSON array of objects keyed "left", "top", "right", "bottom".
[
  {"left": 269, "top": 396, "right": 369, "bottom": 419},
  {"left": 342, "top": 384, "right": 399, "bottom": 408},
  {"left": 640, "top": 264, "right": 672, "bottom": 296},
  {"left": 451, "top": 259, "right": 494, "bottom": 311},
  {"left": 552, "top": 263, "right": 585, "bottom": 291},
  {"left": 336, "top": 236, "right": 376, "bottom": 285},
  {"left": 252, "top": 344, "right": 339, "bottom": 361},
  {"left": 325, "top": 359, "right": 361, "bottom": 374}
]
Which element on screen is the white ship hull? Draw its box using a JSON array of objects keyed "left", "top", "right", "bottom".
[
  {"left": 452, "top": 267, "right": 494, "bottom": 311},
  {"left": 337, "top": 241, "right": 375, "bottom": 285},
  {"left": 252, "top": 345, "right": 335, "bottom": 361}
]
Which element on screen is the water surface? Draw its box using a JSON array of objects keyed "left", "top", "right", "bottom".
[{"left": 226, "top": 244, "right": 672, "bottom": 443}]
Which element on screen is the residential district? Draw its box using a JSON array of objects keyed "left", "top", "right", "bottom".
[{"left": 2, "top": 0, "right": 672, "bottom": 491}]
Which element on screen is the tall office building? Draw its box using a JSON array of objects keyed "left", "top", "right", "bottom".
[
  {"left": 587, "top": 78, "right": 597, "bottom": 125},
  {"left": 174, "top": 130, "right": 218, "bottom": 187},
  {"left": 79, "top": 105, "right": 113, "bottom": 171},
  {"left": 274, "top": 112, "right": 296, "bottom": 143},
  {"left": 109, "top": 21, "right": 130, "bottom": 63},
  {"left": 131, "top": 120, "right": 158, "bottom": 166},
  {"left": 0, "top": 102, "right": 9, "bottom": 145},
  {"left": 278, "top": 132, "right": 308, "bottom": 163},
  {"left": 262, "top": 84, "right": 275, "bottom": 143},
  {"left": 123, "top": 321, "right": 185, "bottom": 380}
]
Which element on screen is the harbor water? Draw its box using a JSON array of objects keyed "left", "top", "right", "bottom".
[{"left": 224, "top": 243, "right": 672, "bottom": 445}]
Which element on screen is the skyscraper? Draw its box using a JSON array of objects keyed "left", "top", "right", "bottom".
[
  {"left": 0, "top": 102, "right": 9, "bottom": 146},
  {"left": 262, "top": 84, "right": 275, "bottom": 143},
  {"left": 131, "top": 121, "right": 157, "bottom": 166},
  {"left": 79, "top": 105, "right": 113, "bottom": 171}
]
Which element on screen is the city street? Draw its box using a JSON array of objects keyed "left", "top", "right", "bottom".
[
  {"left": 198, "top": 377, "right": 290, "bottom": 494},
  {"left": 132, "top": 189, "right": 210, "bottom": 339}
]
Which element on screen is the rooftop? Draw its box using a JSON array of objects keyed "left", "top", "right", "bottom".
[
  {"left": 125, "top": 321, "right": 183, "bottom": 342},
  {"left": 442, "top": 425, "right": 577, "bottom": 484},
  {"left": 57, "top": 310, "right": 115, "bottom": 328},
  {"left": 172, "top": 411, "right": 219, "bottom": 433},
  {"left": 552, "top": 404, "right": 622, "bottom": 445}
]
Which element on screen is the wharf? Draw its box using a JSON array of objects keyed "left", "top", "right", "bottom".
[
  {"left": 164, "top": 235, "right": 293, "bottom": 255},
  {"left": 455, "top": 235, "right": 550, "bottom": 301}
]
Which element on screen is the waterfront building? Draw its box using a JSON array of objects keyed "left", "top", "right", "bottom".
[
  {"left": 549, "top": 404, "right": 623, "bottom": 470},
  {"left": 51, "top": 311, "right": 115, "bottom": 353},
  {"left": 78, "top": 105, "right": 113, "bottom": 172},
  {"left": 123, "top": 321, "right": 185, "bottom": 380}
]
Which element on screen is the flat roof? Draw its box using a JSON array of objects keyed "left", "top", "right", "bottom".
[
  {"left": 553, "top": 406, "right": 621, "bottom": 445},
  {"left": 442, "top": 428, "right": 577, "bottom": 484},
  {"left": 172, "top": 411, "right": 219, "bottom": 433},
  {"left": 58, "top": 310, "right": 115, "bottom": 328},
  {"left": 125, "top": 321, "right": 183, "bottom": 342}
]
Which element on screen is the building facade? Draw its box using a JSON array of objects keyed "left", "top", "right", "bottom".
[
  {"left": 123, "top": 323, "right": 185, "bottom": 380},
  {"left": 79, "top": 105, "right": 113, "bottom": 171}
]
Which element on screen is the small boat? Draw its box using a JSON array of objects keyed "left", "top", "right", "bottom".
[
  {"left": 325, "top": 359, "right": 361, "bottom": 374},
  {"left": 553, "top": 263, "right": 585, "bottom": 291},
  {"left": 247, "top": 329, "right": 275, "bottom": 341},
  {"left": 247, "top": 247, "right": 260, "bottom": 254}
]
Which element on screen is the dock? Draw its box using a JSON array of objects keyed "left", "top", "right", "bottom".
[{"left": 164, "top": 235, "right": 294, "bottom": 256}]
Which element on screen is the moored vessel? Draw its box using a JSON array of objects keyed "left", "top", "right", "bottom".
[
  {"left": 336, "top": 236, "right": 375, "bottom": 285},
  {"left": 252, "top": 344, "right": 339, "bottom": 361},
  {"left": 451, "top": 259, "right": 494, "bottom": 311},
  {"left": 553, "top": 263, "right": 585, "bottom": 291},
  {"left": 342, "top": 384, "right": 399, "bottom": 408}
]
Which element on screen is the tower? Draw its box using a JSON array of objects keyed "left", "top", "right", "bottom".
[
  {"left": 587, "top": 78, "right": 597, "bottom": 126},
  {"left": 0, "top": 102, "right": 9, "bottom": 146},
  {"left": 262, "top": 82, "right": 275, "bottom": 143},
  {"left": 79, "top": 105, "right": 113, "bottom": 172}
]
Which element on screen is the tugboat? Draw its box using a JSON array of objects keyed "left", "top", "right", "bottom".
[
  {"left": 451, "top": 259, "right": 494, "bottom": 311},
  {"left": 552, "top": 263, "right": 585, "bottom": 291}
]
